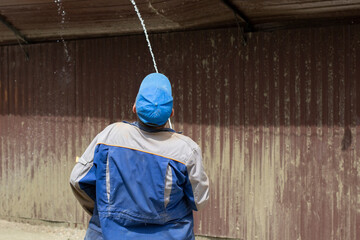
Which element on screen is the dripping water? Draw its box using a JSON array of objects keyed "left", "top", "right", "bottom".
[{"left": 54, "top": 0, "right": 72, "bottom": 83}]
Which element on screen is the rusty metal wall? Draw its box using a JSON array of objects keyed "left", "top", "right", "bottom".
[{"left": 1, "top": 24, "right": 360, "bottom": 239}]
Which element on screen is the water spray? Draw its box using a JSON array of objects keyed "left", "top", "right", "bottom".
[
  {"left": 130, "top": 0, "right": 158, "bottom": 73},
  {"left": 54, "top": 0, "right": 71, "bottom": 64},
  {"left": 130, "top": 0, "right": 173, "bottom": 129}
]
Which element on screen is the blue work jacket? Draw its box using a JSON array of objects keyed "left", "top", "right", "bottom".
[{"left": 70, "top": 122, "right": 209, "bottom": 240}]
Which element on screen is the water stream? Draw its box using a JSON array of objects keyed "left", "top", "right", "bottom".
[{"left": 130, "top": 0, "right": 158, "bottom": 73}]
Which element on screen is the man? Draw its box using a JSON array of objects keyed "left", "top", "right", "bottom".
[{"left": 70, "top": 73, "right": 209, "bottom": 240}]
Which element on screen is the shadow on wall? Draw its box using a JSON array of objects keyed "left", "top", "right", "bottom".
[{"left": 0, "top": 27, "right": 359, "bottom": 129}]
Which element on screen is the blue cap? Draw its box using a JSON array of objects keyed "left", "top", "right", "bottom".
[{"left": 136, "top": 73, "right": 173, "bottom": 126}]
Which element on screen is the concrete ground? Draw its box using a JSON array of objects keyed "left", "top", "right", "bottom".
[
  {"left": 0, "top": 219, "right": 225, "bottom": 240},
  {"left": 0, "top": 219, "right": 86, "bottom": 240}
]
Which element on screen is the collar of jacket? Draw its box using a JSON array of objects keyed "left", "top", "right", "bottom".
[{"left": 123, "top": 121, "right": 177, "bottom": 133}]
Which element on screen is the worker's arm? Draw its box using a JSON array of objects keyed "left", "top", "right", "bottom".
[
  {"left": 70, "top": 123, "right": 117, "bottom": 215},
  {"left": 69, "top": 135, "right": 99, "bottom": 215},
  {"left": 184, "top": 146, "right": 209, "bottom": 211}
]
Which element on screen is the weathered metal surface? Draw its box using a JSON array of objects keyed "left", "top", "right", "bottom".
[
  {"left": 232, "top": 0, "right": 360, "bottom": 21},
  {"left": 1, "top": 24, "right": 360, "bottom": 239},
  {"left": 0, "top": 41, "right": 82, "bottom": 224},
  {"left": 1, "top": 0, "right": 360, "bottom": 44},
  {"left": 0, "top": 0, "right": 234, "bottom": 44}
]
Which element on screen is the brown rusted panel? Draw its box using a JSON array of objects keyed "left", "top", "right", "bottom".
[
  {"left": 0, "top": 41, "right": 78, "bottom": 222},
  {"left": 0, "top": 46, "right": 8, "bottom": 216},
  {"left": 0, "top": 24, "right": 360, "bottom": 239},
  {"left": 0, "top": 46, "right": 8, "bottom": 115},
  {"left": 226, "top": 25, "right": 360, "bottom": 239}
]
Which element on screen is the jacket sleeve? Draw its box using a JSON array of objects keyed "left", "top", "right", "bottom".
[
  {"left": 69, "top": 134, "right": 99, "bottom": 215},
  {"left": 184, "top": 146, "right": 209, "bottom": 211}
]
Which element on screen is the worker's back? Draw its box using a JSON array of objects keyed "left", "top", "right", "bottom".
[{"left": 70, "top": 121, "right": 209, "bottom": 240}]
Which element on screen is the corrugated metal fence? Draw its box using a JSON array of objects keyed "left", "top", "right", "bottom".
[{"left": 0, "top": 25, "right": 359, "bottom": 239}]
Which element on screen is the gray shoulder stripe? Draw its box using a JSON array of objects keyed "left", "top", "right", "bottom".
[
  {"left": 164, "top": 164, "right": 172, "bottom": 208},
  {"left": 106, "top": 155, "right": 110, "bottom": 203},
  {"left": 96, "top": 142, "right": 186, "bottom": 165}
]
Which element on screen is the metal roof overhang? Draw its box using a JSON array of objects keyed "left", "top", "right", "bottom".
[{"left": 0, "top": 0, "right": 360, "bottom": 45}]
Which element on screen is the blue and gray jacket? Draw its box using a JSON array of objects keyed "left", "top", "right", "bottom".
[{"left": 70, "top": 122, "right": 209, "bottom": 240}]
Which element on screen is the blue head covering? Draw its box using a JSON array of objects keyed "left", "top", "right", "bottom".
[{"left": 135, "top": 73, "right": 173, "bottom": 126}]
